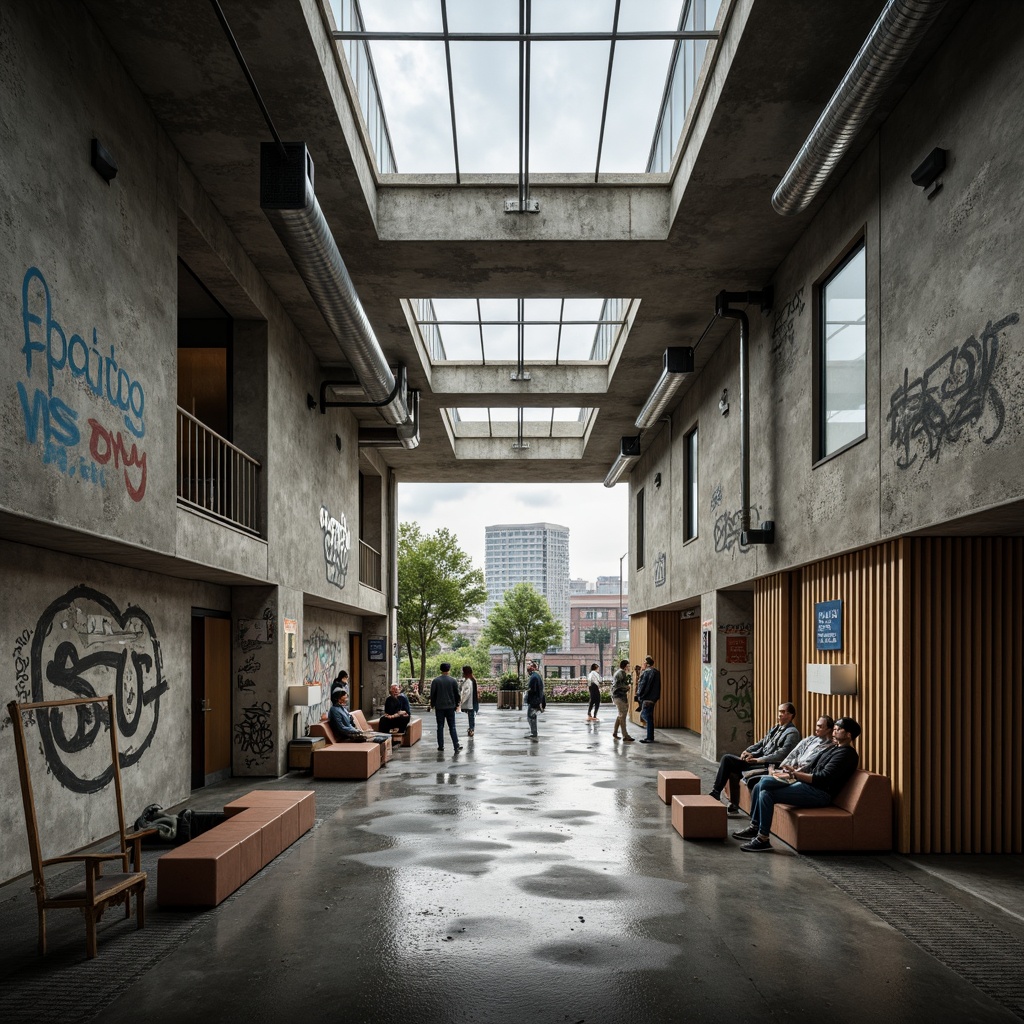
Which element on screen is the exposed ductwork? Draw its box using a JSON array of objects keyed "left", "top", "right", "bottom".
[
  {"left": 358, "top": 389, "right": 421, "bottom": 449},
  {"left": 772, "top": 0, "right": 948, "bottom": 216},
  {"left": 260, "top": 142, "right": 413, "bottom": 428},
  {"left": 715, "top": 289, "right": 774, "bottom": 545}
]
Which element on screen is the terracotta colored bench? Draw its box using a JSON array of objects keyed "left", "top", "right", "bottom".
[
  {"left": 309, "top": 711, "right": 392, "bottom": 779},
  {"left": 368, "top": 712, "right": 422, "bottom": 746},
  {"left": 671, "top": 794, "right": 727, "bottom": 840},
  {"left": 657, "top": 770, "right": 701, "bottom": 804},
  {"left": 157, "top": 789, "right": 315, "bottom": 907},
  {"left": 737, "top": 768, "right": 893, "bottom": 851}
]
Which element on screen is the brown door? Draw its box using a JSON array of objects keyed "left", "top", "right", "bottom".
[
  {"left": 349, "top": 633, "right": 362, "bottom": 711},
  {"left": 191, "top": 612, "right": 232, "bottom": 788},
  {"left": 680, "top": 616, "right": 702, "bottom": 732}
]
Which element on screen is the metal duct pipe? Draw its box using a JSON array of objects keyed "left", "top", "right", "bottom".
[
  {"left": 261, "top": 142, "right": 411, "bottom": 426},
  {"left": 772, "top": 0, "right": 948, "bottom": 216},
  {"left": 715, "top": 289, "right": 774, "bottom": 544}
]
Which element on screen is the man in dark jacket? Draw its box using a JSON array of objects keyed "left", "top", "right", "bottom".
[
  {"left": 734, "top": 717, "right": 861, "bottom": 852},
  {"left": 708, "top": 702, "right": 801, "bottom": 813},
  {"left": 524, "top": 661, "right": 545, "bottom": 739},
  {"left": 635, "top": 655, "right": 661, "bottom": 743},
  {"left": 378, "top": 683, "right": 412, "bottom": 734},
  {"left": 429, "top": 663, "right": 462, "bottom": 752}
]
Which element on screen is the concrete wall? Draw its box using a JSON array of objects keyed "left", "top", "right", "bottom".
[{"left": 0, "top": 540, "right": 228, "bottom": 882}]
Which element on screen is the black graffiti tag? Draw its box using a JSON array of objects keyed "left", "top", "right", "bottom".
[
  {"left": 887, "top": 313, "right": 1018, "bottom": 469},
  {"left": 234, "top": 701, "right": 274, "bottom": 768},
  {"left": 29, "top": 585, "right": 166, "bottom": 793},
  {"left": 713, "top": 509, "right": 753, "bottom": 555}
]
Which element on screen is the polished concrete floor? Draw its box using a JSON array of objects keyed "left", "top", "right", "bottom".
[{"left": 1, "top": 706, "right": 1022, "bottom": 1024}]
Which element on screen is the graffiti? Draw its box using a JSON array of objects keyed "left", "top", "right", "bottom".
[
  {"left": 4, "top": 629, "right": 35, "bottom": 731},
  {"left": 887, "top": 313, "right": 1018, "bottom": 470},
  {"left": 236, "top": 653, "right": 261, "bottom": 694},
  {"left": 234, "top": 701, "right": 274, "bottom": 768},
  {"left": 719, "top": 673, "right": 753, "bottom": 725},
  {"left": 770, "top": 287, "right": 805, "bottom": 354},
  {"left": 699, "top": 665, "right": 715, "bottom": 760},
  {"left": 719, "top": 621, "right": 753, "bottom": 636},
  {"left": 26, "top": 586, "right": 166, "bottom": 793},
  {"left": 319, "top": 505, "right": 350, "bottom": 589},
  {"left": 239, "top": 608, "right": 274, "bottom": 652},
  {"left": 653, "top": 552, "right": 666, "bottom": 587},
  {"left": 302, "top": 626, "right": 344, "bottom": 728},
  {"left": 18, "top": 267, "right": 149, "bottom": 501},
  {"left": 713, "top": 509, "right": 757, "bottom": 554},
  {"left": 710, "top": 483, "right": 723, "bottom": 513}
]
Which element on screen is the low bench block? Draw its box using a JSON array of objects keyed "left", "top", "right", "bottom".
[
  {"left": 368, "top": 715, "right": 422, "bottom": 746},
  {"left": 671, "top": 795, "right": 727, "bottom": 840},
  {"left": 158, "top": 840, "right": 242, "bottom": 907},
  {"left": 310, "top": 722, "right": 383, "bottom": 779},
  {"left": 658, "top": 770, "right": 701, "bottom": 804}
]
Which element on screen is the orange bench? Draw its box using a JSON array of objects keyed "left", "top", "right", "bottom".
[
  {"left": 309, "top": 711, "right": 392, "bottom": 779},
  {"left": 368, "top": 712, "right": 422, "bottom": 746},
  {"left": 671, "top": 794, "right": 727, "bottom": 840},
  {"left": 657, "top": 770, "right": 701, "bottom": 804},
  {"left": 157, "top": 789, "right": 315, "bottom": 907},
  {"left": 737, "top": 768, "right": 892, "bottom": 851}
]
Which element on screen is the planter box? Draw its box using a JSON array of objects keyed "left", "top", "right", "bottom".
[{"left": 497, "top": 690, "right": 523, "bottom": 710}]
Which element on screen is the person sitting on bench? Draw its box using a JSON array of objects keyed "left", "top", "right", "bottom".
[
  {"left": 378, "top": 683, "right": 412, "bottom": 734},
  {"left": 327, "top": 688, "right": 391, "bottom": 756}
]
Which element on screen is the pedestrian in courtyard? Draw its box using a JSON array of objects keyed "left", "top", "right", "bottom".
[
  {"left": 378, "top": 682, "right": 412, "bottom": 735},
  {"left": 734, "top": 717, "right": 861, "bottom": 852},
  {"left": 586, "top": 663, "right": 602, "bottom": 721},
  {"left": 636, "top": 655, "right": 661, "bottom": 743},
  {"left": 611, "top": 659, "right": 635, "bottom": 742},
  {"left": 460, "top": 664, "right": 480, "bottom": 737},
  {"left": 524, "top": 660, "right": 546, "bottom": 739},
  {"left": 429, "top": 662, "right": 462, "bottom": 752}
]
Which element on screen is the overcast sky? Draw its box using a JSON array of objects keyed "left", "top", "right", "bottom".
[{"left": 398, "top": 481, "right": 630, "bottom": 582}]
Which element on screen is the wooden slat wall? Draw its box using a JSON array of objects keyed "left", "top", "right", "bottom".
[
  {"left": 753, "top": 572, "right": 801, "bottom": 742},
  {"left": 627, "top": 611, "right": 700, "bottom": 729},
  {"left": 909, "top": 537, "right": 1023, "bottom": 854},
  {"left": 679, "top": 616, "right": 703, "bottom": 732}
]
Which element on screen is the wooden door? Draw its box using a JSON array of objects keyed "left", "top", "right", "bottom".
[
  {"left": 191, "top": 612, "right": 232, "bottom": 788},
  {"left": 680, "top": 616, "right": 702, "bottom": 732}
]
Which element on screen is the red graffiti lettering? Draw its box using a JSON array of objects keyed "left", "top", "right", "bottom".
[{"left": 88, "top": 418, "right": 147, "bottom": 501}]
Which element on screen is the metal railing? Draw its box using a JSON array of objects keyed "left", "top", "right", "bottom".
[
  {"left": 177, "top": 407, "right": 261, "bottom": 535},
  {"left": 359, "top": 539, "right": 382, "bottom": 591}
]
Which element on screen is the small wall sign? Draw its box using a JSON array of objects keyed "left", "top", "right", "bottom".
[
  {"left": 815, "top": 600, "right": 843, "bottom": 651},
  {"left": 368, "top": 637, "right": 386, "bottom": 662}
]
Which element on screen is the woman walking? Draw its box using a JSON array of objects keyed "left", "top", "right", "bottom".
[
  {"left": 460, "top": 665, "right": 480, "bottom": 737},
  {"left": 586, "top": 663, "right": 602, "bottom": 721}
]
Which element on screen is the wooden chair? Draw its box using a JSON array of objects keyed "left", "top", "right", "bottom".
[{"left": 8, "top": 695, "right": 155, "bottom": 958}]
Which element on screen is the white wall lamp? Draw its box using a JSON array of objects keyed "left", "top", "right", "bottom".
[
  {"left": 603, "top": 436, "right": 641, "bottom": 488},
  {"left": 634, "top": 347, "right": 695, "bottom": 430}
]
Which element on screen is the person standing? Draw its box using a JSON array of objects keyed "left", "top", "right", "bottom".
[
  {"left": 524, "top": 660, "right": 546, "bottom": 739},
  {"left": 635, "top": 655, "right": 661, "bottom": 743},
  {"left": 610, "top": 659, "right": 635, "bottom": 742},
  {"left": 586, "top": 663, "right": 602, "bottom": 722},
  {"left": 460, "top": 665, "right": 480, "bottom": 737},
  {"left": 429, "top": 662, "right": 462, "bottom": 752}
]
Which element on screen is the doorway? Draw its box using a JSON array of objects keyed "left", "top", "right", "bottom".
[{"left": 191, "top": 611, "right": 232, "bottom": 788}]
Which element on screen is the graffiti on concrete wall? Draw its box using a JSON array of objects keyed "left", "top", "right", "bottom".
[
  {"left": 699, "top": 664, "right": 715, "bottom": 761},
  {"left": 302, "top": 626, "right": 344, "bottom": 728},
  {"left": 719, "top": 672, "right": 753, "bottom": 743},
  {"left": 653, "top": 552, "right": 666, "bottom": 587},
  {"left": 236, "top": 653, "right": 260, "bottom": 694},
  {"left": 770, "top": 286, "right": 805, "bottom": 355},
  {"left": 238, "top": 609, "right": 274, "bottom": 652},
  {"left": 887, "top": 312, "right": 1019, "bottom": 470},
  {"left": 13, "top": 585, "right": 167, "bottom": 793},
  {"left": 234, "top": 700, "right": 274, "bottom": 770},
  {"left": 17, "top": 267, "right": 149, "bottom": 501},
  {"left": 319, "top": 505, "right": 351, "bottom": 589},
  {"left": 713, "top": 508, "right": 759, "bottom": 555},
  {"left": 710, "top": 483, "right": 723, "bottom": 513}
]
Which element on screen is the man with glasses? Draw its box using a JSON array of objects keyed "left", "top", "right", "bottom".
[
  {"left": 743, "top": 715, "right": 835, "bottom": 803},
  {"left": 708, "top": 702, "right": 801, "bottom": 813},
  {"left": 734, "top": 717, "right": 861, "bottom": 852}
]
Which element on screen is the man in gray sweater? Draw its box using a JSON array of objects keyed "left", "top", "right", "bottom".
[{"left": 708, "top": 702, "right": 800, "bottom": 813}]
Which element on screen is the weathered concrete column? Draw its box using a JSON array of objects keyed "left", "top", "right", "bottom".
[
  {"left": 699, "top": 590, "right": 755, "bottom": 763},
  {"left": 362, "top": 615, "right": 390, "bottom": 713}
]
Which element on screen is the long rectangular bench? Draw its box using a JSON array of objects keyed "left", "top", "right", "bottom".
[
  {"left": 368, "top": 712, "right": 422, "bottom": 746},
  {"left": 737, "top": 768, "right": 892, "bottom": 851},
  {"left": 157, "top": 789, "right": 315, "bottom": 907},
  {"left": 308, "top": 711, "right": 392, "bottom": 779}
]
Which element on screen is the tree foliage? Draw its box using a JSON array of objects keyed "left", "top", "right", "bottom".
[
  {"left": 584, "top": 625, "right": 612, "bottom": 676},
  {"left": 397, "top": 523, "right": 487, "bottom": 689},
  {"left": 482, "top": 583, "right": 563, "bottom": 679}
]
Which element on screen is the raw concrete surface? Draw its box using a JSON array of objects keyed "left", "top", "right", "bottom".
[{"left": 1, "top": 706, "right": 1021, "bottom": 1024}]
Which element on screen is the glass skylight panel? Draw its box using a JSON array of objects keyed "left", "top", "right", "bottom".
[{"left": 450, "top": 42, "right": 520, "bottom": 174}]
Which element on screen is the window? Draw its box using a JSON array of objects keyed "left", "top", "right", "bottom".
[
  {"left": 818, "top": 241, "right": 866, "bottom": 459},
  {"left": 636, "top": 488, "right": 645, "bottom": 570},
  {"left": 684, "top": 424, "right": 698, "bottom": 541}
]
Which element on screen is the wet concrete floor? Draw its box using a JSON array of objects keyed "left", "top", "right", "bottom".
[{"left": 1, "top": 706, "right": 1022, "bottom": 1023}]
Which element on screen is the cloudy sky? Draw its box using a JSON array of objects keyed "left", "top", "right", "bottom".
[{"left": 398, "top": 481, "right": 630, "bottom": 581}]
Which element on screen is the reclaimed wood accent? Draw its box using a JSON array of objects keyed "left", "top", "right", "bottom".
[
  {"left": 753, "top": 571, "right": 802, "bottom": 740},
  {"left": 627, "top": 610, "right": 701, "bottom": 729}
]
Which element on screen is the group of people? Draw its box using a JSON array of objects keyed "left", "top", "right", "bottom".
[
  {"left": 708, "top": 703, "right": 862, "bottom": 852},
  {"left": 425, "top": 663, "right": 481, "bottom": 751}
]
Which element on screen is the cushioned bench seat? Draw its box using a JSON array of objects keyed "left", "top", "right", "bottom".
[
  {"left": 158, "top": 789, "right": 314, "bottom": 907},
  {"left": 737, "top": 768, "right": 892, "bottom": 851}
]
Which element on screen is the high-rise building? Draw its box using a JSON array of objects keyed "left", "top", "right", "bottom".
[{"left": 485, "top": 523, "right": 570, "bottom": 649}]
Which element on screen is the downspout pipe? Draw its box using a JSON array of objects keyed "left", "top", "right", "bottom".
[
  {"left": 772, "top": 0, "right": 948, "bottom": 216},
  {"left": 260, "top": 142, "right": 411, "bottom": 427},
  {"left": 715, "top": 289, "right": 774, "bottom": 545}
]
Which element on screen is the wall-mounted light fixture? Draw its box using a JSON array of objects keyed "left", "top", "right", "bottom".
[
  {"left": 719, "top": 389, "right": 729, "bottom": 416},
  {"left": 911, "top": 146, "right": 947, "bottom": 199},
  {"left": 603, "top": 435, "right": 641, "bottom": 488},
  {"left": 634, "top": 347, "right": 694, "bottom": 430},
  {"left": 90, "top": 138, "right": 118, "bottom": 184}
]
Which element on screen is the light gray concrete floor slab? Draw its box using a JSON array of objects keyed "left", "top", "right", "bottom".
[{"left": 1, "top": 705, "right": 1021, "bottom": 1023}]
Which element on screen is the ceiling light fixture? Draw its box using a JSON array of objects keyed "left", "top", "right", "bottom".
[
  {"left": 604, "top": 436, "right": 641, "bottom": 488},
  {"left": 634, "top": 347, "right": 694, "bottom": 429}
]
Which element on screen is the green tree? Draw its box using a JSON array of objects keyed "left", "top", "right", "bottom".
[
  {"left": 584, "top": 625, "right": 612, "bottom": 677},
  {"left": 482, "top": 583, "right": 563, "bottom": 680},
  {"left": 398, "top": 523, "right": 487, "bottom": 693}
]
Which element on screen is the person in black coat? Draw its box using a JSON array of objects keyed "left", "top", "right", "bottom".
[{"left": 635, "top": 655, "right": 661, "bottom": 743}]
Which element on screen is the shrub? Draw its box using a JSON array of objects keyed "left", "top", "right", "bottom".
[
  {"left": 498, "top": 672, "right": 523, "bottom": 690},
  {"left": 544, "top": 682, "right": 612, "bottom": 704}
]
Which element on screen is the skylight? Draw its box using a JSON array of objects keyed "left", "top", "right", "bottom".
[{"left": 327, "top": 0, "right": 722, "bottom": 179}]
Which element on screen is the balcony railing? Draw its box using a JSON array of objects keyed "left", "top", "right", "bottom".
[
  {"left": 359, "top": 539, "right": 382, "bottom": 591},
  {"left": 177, "top": 407, "right": 261, "bottom": 535}
]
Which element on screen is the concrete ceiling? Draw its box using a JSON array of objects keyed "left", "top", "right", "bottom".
[{"left": 83, "top": 0, "right": 971, "bottom": 484}]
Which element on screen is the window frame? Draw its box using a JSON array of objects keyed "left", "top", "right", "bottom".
[
  {"left": 683, "top": 422, "right": 699, "bottom": 542},
  {"left": 636, "top": 488, "right": 645, "bottom": 571}
]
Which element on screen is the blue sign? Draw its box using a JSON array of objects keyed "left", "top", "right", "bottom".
[{"left": 815, "top": 600, "right": 843, "bottom": 651}]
